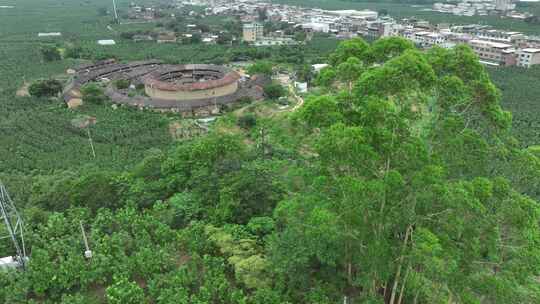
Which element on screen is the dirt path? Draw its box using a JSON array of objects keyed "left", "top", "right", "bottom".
[
  {"left": 289, "top": 84, "right": 304, "bottom": 112},
  {"left": 274, "top": 84, "right": 304, "bottom": 114}
]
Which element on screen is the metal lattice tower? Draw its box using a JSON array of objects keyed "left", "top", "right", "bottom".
[{"left": 0, "top": 182, "right": 27, "bottom": 268}]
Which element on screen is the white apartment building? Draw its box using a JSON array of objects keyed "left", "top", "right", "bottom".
[
  {"left": 468, "top": 39, "right": 514, "bottom": 65},
  {"left": 475, "top": 29, "right": 524, "bottom": 43},
  {"left": 516, "top": 48, "right": 540, "bottom": 68},
  {"left": 495, "top": 0, "right": 515, "bottom": 11},
  {"left": 399, "top": 28, "right": 449, "bottom": 48},
  {"left": 414, "top": 32, "right": 448, "bottom": 47},
  {"left": 324, "top": 9, "right": 378, "bottom": 20},
  {"left": 301, "top": 22, "right": 330, "bottom": 33}
]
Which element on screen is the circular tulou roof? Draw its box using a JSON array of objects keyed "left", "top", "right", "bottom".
[{"left": 142, "top": 64, "right": 240, "bottom": 92}]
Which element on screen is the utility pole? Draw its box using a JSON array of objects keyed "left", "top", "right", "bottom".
[
  {"left": 80, "top": 221, "right": 92, "bottom": 259},
  {"left": 87, "top": 127, "right": 96, "bottom": 159},
  {"left": 0, "top": 182, "right": 27, "bottom": 269},
  {"left": 112, "top": 0, "right": 119, "bottom": 24},
  {"left": 259, "top": 127, "right": 267, "bottom": 158}
]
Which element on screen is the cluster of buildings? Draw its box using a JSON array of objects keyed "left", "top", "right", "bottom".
[
  {"left": 186, "top": 0, "right": 382, "bottom": 42},
  {"left": 180, "top": 0, "right": 540, "bottom": 67},
  {"left": 432, "top": 0, "right": 520, "bottom": 17},
  {"left": 127, "top": 4, "right": 159, "bottom": 20},
  {"left": 242, "top": 22, "right": 298, "bottom": 46},
  {"left": 364, "top": 20, "right": 540, "bottom": 68}
]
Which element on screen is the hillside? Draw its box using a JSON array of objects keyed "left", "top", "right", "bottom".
[
  {"left": 2, "top": 36, "right": 540, "bottom": 302},
  {"left": 1, "top": 1, "right": 540, "bottom": 303}
]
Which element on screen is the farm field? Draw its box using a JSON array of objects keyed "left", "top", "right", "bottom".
[
  {"left": 0, "top": 0, "right": 173, "bottom": 178},
  {"left": 488, "top": 66, "right": 540, "bottom": 147},
  {"left": 0, "top": 0, "right": 537, "bottom": 183},
  {"left": 0, "top": 41, "right": 172, "bottom": 175},
  {"left": 0, "top": 0, "right": 337, "bottom": 188}
]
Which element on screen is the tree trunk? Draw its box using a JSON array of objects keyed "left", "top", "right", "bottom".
[
  {"left": 348, "top": 262, "right": 352, "bottom": 284},
  {"left": 397, "top": 266, "right": 410, "bottom": 304},
  {"left": 389, "top": 226, "right": 412, "bottom": 304}
]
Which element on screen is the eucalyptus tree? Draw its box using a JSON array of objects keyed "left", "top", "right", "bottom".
[{"left": 269, "top": 41, "right": 540, "bottom": 303}]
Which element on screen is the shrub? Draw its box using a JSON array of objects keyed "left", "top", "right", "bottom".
[
  {"left": 28, "top": 79, "right": 63, "bottom": 98},
  {"left": 247, "top": 61, "right": 273, "bottom": 76},
  {"left": 263, "top": 83, "right": 286, "bottom": 100},
  {"left": 81, "top": 83, "right": 107, "bottom": 105},
  {"left": 65, "top": 46, "right": 84, "bottom": 59},
  {"left": 40, "top": 45, "right": 61, "bottom": 62},
  {"left": 120, "top": 31, "right": 136, "bottom": 40},
  {"left": 237, "top": 113, "right": 257, "bottom": 129},
  {"left": 115, "top": 79, "right": 131, "bottom": 90},
  {"left": 106, "top": 277, "right": 145, "bottom": 304}
]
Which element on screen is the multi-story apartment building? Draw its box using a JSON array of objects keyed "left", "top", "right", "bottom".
[
  {"left": 468, "top": 39, "right": 514, "bottom": 65},
  {"left": 475, "top": 29, "right": 524, "bottom": 43},
  {"left": 516, "top": 48, "right": 540, "bottom": 68},
  {"left": 396, "top": 27, "right": 448, "bottom": 48},
  {"left": 243, "top": 23, "right": 264, "bottom": 42}
]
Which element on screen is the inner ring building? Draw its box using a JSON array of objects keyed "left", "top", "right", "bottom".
[{"left": 142, "top": 64, "right": 241, "bottom": 101}]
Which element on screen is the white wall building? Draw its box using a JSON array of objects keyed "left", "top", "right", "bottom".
[
  {"left": 324, "top": 9, "right": 378, "bottom": 20},
  {"left": 301, "top": 22, "right": 330, "bottom": 33},
  {"left": 495, "top": 0, "right": 516, "bottom": 11},
  {"left": 516, "top": 48, "right": 540, "bottom": 68}
]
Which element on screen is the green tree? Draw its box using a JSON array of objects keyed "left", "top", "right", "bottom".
[
  {"left": 237, "top": 113, "right": 257, "bottom": 129},
  {"left": 114, "top": 79, "right": 130, "bottom": 90},
  {"left": 269, "top": 38, "right": 540, "bottom": 304},
  {"left": 295, "top": 64, "right": 314, "bottom": 84},
  {"left": 329, "top": 38, "right": 369, "bottom": 66},
  {"left": 314, "top": 67, "right": 336, "bottom": 88},
  {"left": 81, "top": 83, "right": 107, "bottom": 104},
  {"left": 28, "top": 79, "right": 63, "bottom": 98},
  {"left": 65, "top": 46, "right": 84, "bottom": 59},
  {"left": 106, "top": 276, "right": 145, "bottom": 304},
  {"left": 69, "top": 170, "right": 122, "bottom": 212},
  {"left": 191, "top": 33, "right": 202, "bottom": 44},
  {"left": 369, "top": 37, "right": 415, "bottom": 63},
  {"left": 294, "top": 31, "right": 307, "bottom": 42},
  {"left": 217, "top": 32, "right": 233, "bottom": 45},
  {"left": 263, "top": 83, "right": 286, "bottom": 100},
  {"left": 337, "top": 57, "right": 364, "bottom": 92},
  {"left": 40, "top": 45, "right": 61, "bottom": 62},
  {"left": 297, "top": 95, "right": 344, "bottom": 129},
  {"left": 355, "top": 49, "right": 436, "bottom": 97},
  {"left": 247, "top": 61, "right": 273, "bottom": 76}
]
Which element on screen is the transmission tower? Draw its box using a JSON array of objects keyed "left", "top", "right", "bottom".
[{"left": 0, "top": 182, "right": 27, "bottom": 269}]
